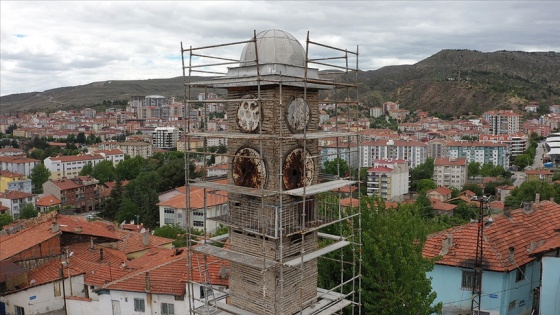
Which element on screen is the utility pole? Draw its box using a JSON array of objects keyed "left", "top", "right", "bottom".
[
  {"left": 59, "top": 267, "right": 67, "bottom": 315},
  {"left": 471, "top": 196, "right": 488, "bottom": 314}
]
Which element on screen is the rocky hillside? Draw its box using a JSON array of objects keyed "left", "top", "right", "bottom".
[
  {"left": 2, "top": 50, "right": 559, "bottom": 116},
  {"left": 353, "top": 50, "right": 560, "bottom": 115}
]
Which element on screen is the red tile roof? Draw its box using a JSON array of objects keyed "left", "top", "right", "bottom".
[
  {"left": 0, "top": 190, "right": 35, "bottom": 200},
  {"left": 36, "top": 195, "right": 62, "bottom": 207},
  {"left": 367, "top": 166, "right": 393, "bottom": 173},
  {"left": 0, "top": 220, "right": 61, "bottom": 261},
  {"left": 158, "top": 180, "right": 228, "bottom": 210},
  {"left": 110, "top": 228, "right": 174, "bottom": 255},
  {"left": 423, "top": 201, "right": 560, "bottom": 272},
  {"left": 434, "top": 157, "right": 467, "bottom": 166},
  {"left": 0, "top": 156, "right": 40, "bottom": 164},
  {"left": 427, "top": 186, "right": 452, "bottom": 196},
  {"left": 49, "top": 154, "right": 104, "bottom": 162},
  {"left": 56, "top": 215, "right": 121, "bottom": 241},
  {"left": 104, "top": 247, "right": 228, "bottom": 295}
]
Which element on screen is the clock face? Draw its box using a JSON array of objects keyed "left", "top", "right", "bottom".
[
  {"left": 232, "top": 147, "right": 267, "bottom": 188},
  {"left": 237, "top": 96, "right": 261, "bottom": 133},
  {"left": 283, "top": 147, "right": 314, "bottom": 190},
  {"left": 285, "top": 97, "right": 310, "bottom": 133}
]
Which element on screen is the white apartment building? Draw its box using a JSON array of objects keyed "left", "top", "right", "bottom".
[
  {"left": 360, "top": 139, "right": 427, "bottom": 169},
  {"left": 44, "top": 154, "right": 104, "bottom": 179},
  {"left": 433, "top": 157, "right": 468, "bottom": 189},
  {"left": 483, "top": 110, "right": 522, "bottom": 135},
  {"left": 0, "top": 156, "right": 40, "bottom": 177},
  {"left": 479, "top": 133, "right": 528, "bottom": 157},
  {"left": 366, "top": 159, "right": 409, "bottom": 201},
  {"left": 152, "top": 127, "right": 180, "bottom": 150}
]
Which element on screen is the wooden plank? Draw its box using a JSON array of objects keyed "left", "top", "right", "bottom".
[
  {"left": 190, "top": 182, "right": 277, "bottom": 197},
  {"left": 193, "top": 244, "right": 276, "bottom": 270},
  {"left": 312, "top": 300, "right": 352, "bottom": 315},
  {"left": 283, "top": 241, "right": 350, "bottom": 267},
  {"left": 284, "top": 180, "right": 357, "bottom": 197}
]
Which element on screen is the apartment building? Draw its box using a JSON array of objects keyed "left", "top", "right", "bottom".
[
  {"left": 0, "top": 156, "right": 40, "bottom": 177},
  {"left": 0, "top": 190, "right": 37, "bottom": 219},
  {"left": 479, "top": 132, "right": 528, "bottom": 157},
  {"left": 360, "top": 139, "right": 427, "bottom": 169},
  {"left": 366, "top": 159, "right": 409, "bottom": 201},
  {"left": 152, "top": 126, "right": 180, "bottom": 150},
  {"left": 44, "top": 154, "right": 105, "bottom": 179},
  {"left": 482, "top": 110, "right": 522, "bottom": 135},
  {"left": 433, "top": 157, "right": 468, "bottom": 189},
  {"left": 446, "top": 141, "right": 509, "bottom": 168},
  {"left": 42, "top": 176, "right": 100, "bottom": 213},
  {"left": 0, "top": 170, "right": 32, "bottom": 193}
]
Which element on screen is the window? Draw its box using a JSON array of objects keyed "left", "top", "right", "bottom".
[
  {"left": 134, "top": 298, "right": 145, "bottom": 312},
  {"left": 161, "top": 303, "right": 175, "bottom": 315},
  {"left": 15, "top": 305, "right": 25, "bottom": 315},
  {"left": 164, "top": 208, "right": 175, "bottom": 224},
  {"left": 516, "top": 264, "right": 526, "bottom": 282},
  {"left": 461, "top": 270, "right": 477, "bottom": 290},
  {"left": 193, "top": 221, "right": 204, "bottom": 227}
]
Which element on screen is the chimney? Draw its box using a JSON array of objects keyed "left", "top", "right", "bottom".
[
  {"left": 99, "top": 248, "right": 104, "bottom": 261},
  {"left": 51, "top": 222, "right": 60, "bottom": 233},
  {"left": 535, "top": 193, "right": 540, "bottom": 204},
  {"left": 503, "top": 207, "right": 512, "bottom": 218},
  {"left": 90, "top": 237, "right": 94, "bottom": 250},
  {"left": 145, "top": 272, "right": 151, "bottom": 291},
  {"left": 508, "top": 247, "right": 515, "bottom": 264},
  {"left": 141, "top": 229, "right": 149, "bottom": 246},
  {"left": 522, "top": 201, "right": 533, "bottom": 214}
]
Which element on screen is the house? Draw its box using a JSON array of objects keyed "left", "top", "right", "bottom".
[
  {"left": 425, "top": 186, "right": 452, "bottom": 202},
  {"left": 423, "top": 201, "right": 560, "bottom": 315},
  {"left": 35, "top": 195, "right": 62, "bottom": 213},
  {"left": 430, "top": 199, "right": 457, "bottom": 216},
  {"left": 42, "top": 176, "right": 100, "bottom": 213},
  {"left": 0, "top": 170, "right": 32, "bottom": 194},
  {"left": 158, "top": 180, "right": 228, "bottom": 233},
  {"left": 0, "top": 190, "right": 37, "bottom": 219},
  {"left": 433, "top": 157, "right": 468, "bottom": 189},
  {"left": 523, "top": 169, "right": 553, "bottom": 183},
  {"left": 207, "top": 163, "right": 229, "bottom": 177},
  {"left": 529, "top": 235, "right": 560, "bottom": 314}
]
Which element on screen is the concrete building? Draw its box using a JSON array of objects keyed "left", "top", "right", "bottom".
[
  {"left": 44, "top": 154, "right": 105, "bottom": 180},
  {"left": 446, "top": 141, "right": 510, "bottom": 168},
  {"left": 0, "top": 170, "right": 32, "bottom": 194},
  {"left": 366, "top": 159, "right": 409, "bottom": 201},
  {"left": 433, "top": 157, "right": 468, "bottom": 189},
  {"left": 0, "top": 156, "right": 40, "bottom": 178},
  {"left": 483, "top": 110, "right": 523, "bottom": 135},
  {"left": 0, "top": 190, "right": 37, "bottom": 219},
  {"left": 479, "top": 133, "right": 528, "bottom": 157},
  {"left": 360, "top": 139, "right": 427, "bottom": 169},
  {"left": 152, "top": 126, "right": 180, "bottom": 150}
]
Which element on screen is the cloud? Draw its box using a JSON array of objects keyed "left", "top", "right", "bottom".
[{"left": 1, "top": 1, "right": 559, "bottom": 96}]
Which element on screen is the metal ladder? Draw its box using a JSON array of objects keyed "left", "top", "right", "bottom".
[{"left": 195, "top": 254, "right": 217, "bottom": 314}]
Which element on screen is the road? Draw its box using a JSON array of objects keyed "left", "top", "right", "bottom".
[{"left": 532, "top": 141, "right": 546, "bottom": 169}]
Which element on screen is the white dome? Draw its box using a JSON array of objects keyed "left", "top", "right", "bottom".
[{"left": 240, "top": 29, "right": 305, "bottom": 67}]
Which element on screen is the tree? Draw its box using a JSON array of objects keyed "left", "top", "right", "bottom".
[
  {"left": 410, "top": 158, "right": 434, "bottom": 191},
  {"left": 360, "top": 197, "right": 441, "bottom": 314},
  {"left": 79, "top": 162, "right": 94, "bottom": 176},
  {"left": 416, "top": 179, "right": 437, "bottom": 195},
  {"left": 323, "top": 158, "right": 349, "bottom": 176},
  {"left": 92, "top": 160, "right": 116, "bottom": 185},
  {"left": 0, "top": 214, "right": 13, "bottom": 229},
  {"left": 6, "top": 124, "right": 18, "bottom": 135},
  {"left": 30, "top": 163, "right": 51, "bottom": 194},
  {"left": 462, "top": 183, "right": 483, "bottom": 196},
  {"left": 116, "top": 155, "right": 146, "bottom": 180},
  {"left": 153, "top": 225, "right": 187, "bottom": 247},
  {"left": 76, "top": 132, "right": 86, "bottom": 144},
  {"left": 504, "top": 181, "right": 558, "bottom": 208},
  {"left": 19, "top": 203, "right": 38, "bottom": 219},
  {"left": 467, "top": 162, "right": 480, "bottom": 178}
]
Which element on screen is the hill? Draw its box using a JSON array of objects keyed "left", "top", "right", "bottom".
[{"left": 1, "top": 50, "right": 559, "bottom": 115}]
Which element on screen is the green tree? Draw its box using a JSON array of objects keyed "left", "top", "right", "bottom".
[
  {"left": 79, "top": 162, "right": 94, "bottom": 176},
  {"left": 504, "top": 181, "right": 557, "bottom": 208},
  {"left": 462, "top": 183, "right": 483, "bottom": 196},
  {"left": 76, "top": 132, "right": 87, "bottom": 144},
  {"left": 153, "top": 225, "right": 187, "bottom": 247},
  {"left": 360, "top": 197, "right": 441, "bottom": 314},
  {"left": 116, "top": 155, "right": 147, "bottom": 180},
  {"left": 410, "top": 158, "right": 434, "bottom": 191},
  {"left": 467, "top": 162, "right": 481, "bottom": 178},
  {"left": 157, "top": 159, "right": 186, "bottom": 192},
  {"left": 19, "top": 203, "right": 39, "bottom": 219},
  {"left": 6, "top": 124, "right": 18, "bottom": 135},
  {"left": 416, "top": 179, "right": 437, "bottom": 195},
  {"left": 0, "top": 213, "right": 14, "bottom": 229},
  {"left": 30, "top": 163, "right": 51, "bottom": 194},
  {"left": 323, "top": 158, "right": 349, "bottom": 176},
  {"left": 92, "top": 160, "right": 116, "bottom": 184}
]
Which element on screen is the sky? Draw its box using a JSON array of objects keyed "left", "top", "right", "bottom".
[{"left": 1, "top": 1, "right": 559, "bottom": 96}]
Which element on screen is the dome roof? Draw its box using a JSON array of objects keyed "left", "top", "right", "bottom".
[{"left": 240, "top": 29, "right": 305, "bottom": 67}]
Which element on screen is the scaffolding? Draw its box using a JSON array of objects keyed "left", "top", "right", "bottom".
[{"left": 180, "top": 30, "right": 362, "bottom": 314}]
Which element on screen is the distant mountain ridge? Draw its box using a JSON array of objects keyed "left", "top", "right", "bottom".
[{"left": 2, "top": 50, "right": 559, "bottom": 115}]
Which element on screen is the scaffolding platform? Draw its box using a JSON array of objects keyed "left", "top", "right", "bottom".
[
  {"left": 283, "top": 240, "right": 350, "bottom": 267},
  {"left": 284, "top": 179, "right": 357, "bottom": 196},
  {"left": 193, "top": 244, "right": 276, "bottom": 270},
  {"left": 190, "top": 181, "right": 277, "bottom": 197}
]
